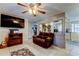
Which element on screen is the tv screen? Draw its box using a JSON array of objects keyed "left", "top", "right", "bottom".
[{"left": 1, "top": 14, "right": 24, "bottom": 28}]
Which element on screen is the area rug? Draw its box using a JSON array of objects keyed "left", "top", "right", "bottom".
[{"left": 11, "top": 48, "right": 35, "bottom": 56}]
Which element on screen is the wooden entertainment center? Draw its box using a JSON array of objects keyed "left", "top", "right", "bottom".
[
  {"left": 7, "top": 33, "right": 23, "bottom": 47},
  {"left": 0, "top": 33, "right": 23, "bottom": 49}
]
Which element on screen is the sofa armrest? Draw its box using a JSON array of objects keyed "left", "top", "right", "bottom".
[
  {"left": 45, "top": 37, "right": 52, "bottom": 42},
  {"left": 33, "top": 35, "right": 37, "bottom": 38}
]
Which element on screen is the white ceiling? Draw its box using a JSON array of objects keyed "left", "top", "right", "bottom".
[{"left": 0, "top": 3, "right": 79, "bottom": 22}]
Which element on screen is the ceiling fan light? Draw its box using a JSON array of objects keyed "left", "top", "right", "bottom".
[
  {"left": 33, "top": 5, "right": 38, "bottom": 15},
  {"left": 33, "top": 10, "right": 36, "bottom": 15},
  {"left": 28, "top": 9, "right": 33, "bottom": 14}
]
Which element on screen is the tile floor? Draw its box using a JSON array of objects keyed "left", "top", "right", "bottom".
[{"left": 0, "top": 40, "right": 70, "bottom": 56}]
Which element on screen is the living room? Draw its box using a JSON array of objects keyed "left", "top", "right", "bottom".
[{"left": 0, "top": 3, "right": 79, "bottom": 56}]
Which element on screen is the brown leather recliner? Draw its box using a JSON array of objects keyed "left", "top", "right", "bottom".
[{"left": 33, "top": 32, "right": 54, "bottom": 48}]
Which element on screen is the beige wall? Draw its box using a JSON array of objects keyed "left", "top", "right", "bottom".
[
  {"left": 65, "top": 21, "right": 71, "bottom": 41},
  {"left": 0, "top": 13, "right": 28, "bottom": 44},
  {"left": 28, "top": 22, "right": 33, "bottom": 39}
]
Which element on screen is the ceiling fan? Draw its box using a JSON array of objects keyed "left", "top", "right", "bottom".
[{"left": 17, "top": 3, "right": 46, "bottom": 16}]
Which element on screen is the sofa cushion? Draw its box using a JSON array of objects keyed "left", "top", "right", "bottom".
[
  {"left": 46, "top": 37, "right": 52, "bottom": 41},
  {"left": 36, "top": 38, "right": 45, "bottom": 42}
]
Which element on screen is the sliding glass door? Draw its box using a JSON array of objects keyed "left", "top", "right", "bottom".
[{"left": 71, "top": 22, "right": 79, "bottom": 42}]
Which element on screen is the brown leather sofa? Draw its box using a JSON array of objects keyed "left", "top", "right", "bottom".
[{"left": 33, "top": 32, "right": 54, "bottom": 48}]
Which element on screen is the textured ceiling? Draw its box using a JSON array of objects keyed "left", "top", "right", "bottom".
[{"left": 0, "top": 3, "right": 79, "bottom": 22}]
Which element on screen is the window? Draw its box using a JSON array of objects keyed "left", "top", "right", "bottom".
[
  {"left": 71, "top": 24, "right": 75, "bottom": 32},
  {"left": 75, "top": 24, "right": 79, "bottom": 33},
  {"left": 71, "top": 23, "right": 79, "bottom": 33}
]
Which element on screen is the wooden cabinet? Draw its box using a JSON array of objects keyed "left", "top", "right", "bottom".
[{"left": 7, "top": 33, "right": 23, "bottom": 47}]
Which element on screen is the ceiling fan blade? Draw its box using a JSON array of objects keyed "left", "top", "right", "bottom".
[
  {"left": 38, "top": 10, "right": 46, "bottom": 14},
  {"left": 22, "top": 11, "right": 28, "bottom": 13},
  {"left": 17, "top": 3, "right": 27, "bottom": 7},
  {"left": 36, "top": 3, "right": 41, "bottom": 6}
]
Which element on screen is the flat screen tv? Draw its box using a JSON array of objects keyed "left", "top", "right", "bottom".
[{"left": 1, "top": 14, "right": 24, "bottom": 28}]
